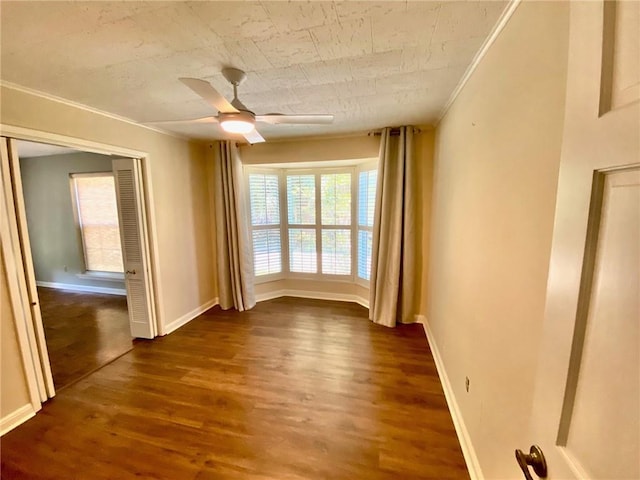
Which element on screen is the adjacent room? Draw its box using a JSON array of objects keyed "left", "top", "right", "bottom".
[
  {"left": 1, "top": 1, "right": 638, "bottom": 479},
  {"left": 15, "top": 140, "right": 133, "bottom": 390}
]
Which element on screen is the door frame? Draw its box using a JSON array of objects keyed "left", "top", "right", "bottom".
[{"left": 0, "top": 123, "right": 164, "bottom": 403}]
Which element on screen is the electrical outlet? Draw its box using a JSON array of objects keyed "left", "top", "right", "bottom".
[{"left": 465, "top": 376, "right": 470, "bottom": 393}]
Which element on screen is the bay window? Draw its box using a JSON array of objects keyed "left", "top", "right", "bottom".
[{"left": 246, "top": 163, "right": 377, "bottom": 285}]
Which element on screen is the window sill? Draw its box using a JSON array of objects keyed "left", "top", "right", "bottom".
[{"left": 76, "top": 272, "right": 125, "bottom": 283}]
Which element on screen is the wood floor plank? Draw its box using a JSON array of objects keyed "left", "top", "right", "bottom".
[
  {"left": 1, "top": 297, "right": 469, "bottom": 479},
  {"left": 37, "top": 287, "right": 132, "bottom": 389}
]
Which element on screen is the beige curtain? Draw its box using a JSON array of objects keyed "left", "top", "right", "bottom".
[
  {"left": 369, "top": 126, "right": 417, "bottom": 327},
  {"left": 213, "top": 141, "right": 255, "bottom": 311}
]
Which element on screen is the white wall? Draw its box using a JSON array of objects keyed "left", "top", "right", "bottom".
[
  {"left": 427, "top": 2, "right": 569, "bottom": 478},
  {"left": 20, "top": 152, "right": 125, "bottom": 291}
]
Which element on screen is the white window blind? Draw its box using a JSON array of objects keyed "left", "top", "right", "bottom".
[
  {"left": 322, "top": 229, "right": 351, "bottom": 275},
  {"left": 289, "top": 228, "right": 317, "bottom": 273},
  {"left": 287, "top": 175, "right": 316, "bottom": 224},
  {"left": 357, "top": 169, "right": 377, "bottom": 281},
  {"left": 249, "top": 174, "right": 280, "bottom": 225},
  {"left": 252, "top": 229, "right": 281, "bottom": 276},
  {"left": 71, "top": 173, "right": 124, "bottom": 273},
  {"left": 358, "top": 170, "right": 377, "bottom": 227},
  {"left": 249, "top": 173, "right": 282, "bottom": 276},
  {"left": 320, "top": 172, "right": 352, "bottom": 275},
  {"left": 321, "top": 173, "right": 351, "bottom": 225}
]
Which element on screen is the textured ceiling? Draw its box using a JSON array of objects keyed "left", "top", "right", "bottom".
[{"left": 0, "top": 1, "right": 507, "bottom": 141}]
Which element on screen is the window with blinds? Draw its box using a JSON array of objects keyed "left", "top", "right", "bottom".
[
  {"left": 71, "top": 172, "right": 124, "bottom": 273},
  {"left": 320, "top": 173, "right": 351, "bottom": 275},
  {"left": 249, "top": 173, "right": 282, "bottom": 276},
  {"left": 357, "top": 169, "right": 377, "bottom": 281},
  {"left": 246, "top": 165, "right": 377, "bottom": 284}
]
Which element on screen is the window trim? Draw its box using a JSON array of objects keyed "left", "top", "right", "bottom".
[{"left": 69, "top": 171, "right": 124, "bottom": 275}]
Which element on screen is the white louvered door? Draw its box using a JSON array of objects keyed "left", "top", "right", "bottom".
[{"left": 112, "top": 158, "right": 156, "bottom": 339}]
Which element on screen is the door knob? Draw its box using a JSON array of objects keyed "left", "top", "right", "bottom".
[
  {"left": 515, "top": 445, "right": 547, "bottom": 480},
  {"left": 126, "top": 269, "right": 136, "bottom": 275}
]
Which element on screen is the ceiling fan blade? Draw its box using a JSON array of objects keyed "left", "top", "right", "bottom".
[
  {"left": 242, "top": 129, "right": 265, "bottom": 144},
  {"left": 255, "top": 113, "right": 334, "bottom": 125},
  {"left": 144, "top": 116, "right": 219, "bottom": 126},
  {"left": 179, "top": 78, "right": 238, "bottom": 113}
]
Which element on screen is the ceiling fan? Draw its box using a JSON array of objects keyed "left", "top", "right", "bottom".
[{"left": 147, "top": 67, "right": 335, "bottom": 144}]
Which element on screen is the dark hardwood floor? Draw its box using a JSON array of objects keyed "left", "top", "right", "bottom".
[
  {"left": 38, "top": 287, "right": 133, "bottom": 389},
  {"left": 1, "top": 297, "right": 469, "bottom": 479}
]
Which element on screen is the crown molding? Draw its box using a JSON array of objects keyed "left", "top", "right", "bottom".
[
  {"left": 0, "top": 80, "right": 189, "bottom": 141},
  {"left": 437, "top": 0, "right": 522, "bottom": 124}
]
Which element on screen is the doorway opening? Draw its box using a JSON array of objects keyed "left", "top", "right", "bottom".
[
  {"left": 1, "top": 133, "right": 158, "bottom": 402},
  {"left": 16, "top": 140, "right": 133, "bottom": 390}
]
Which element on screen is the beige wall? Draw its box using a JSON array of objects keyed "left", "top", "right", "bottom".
[
  {"left": 0, "top": 245, "right": 31, "bottom": 419},
  {"left": 254, "top": 278, "right": 369, "bottom": 304},
  {"left": 240, "top": 134, "right": 379, "bottom": 165},
  {"left": 1, "top": 85, "right": 217, "bottom": 328},
  {"left": 427, "top": 2, "right": 569, "bottom": 478}
]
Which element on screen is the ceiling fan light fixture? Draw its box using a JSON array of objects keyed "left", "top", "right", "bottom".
[{"left": 219, "top": 111, "right": 255, "bottom": 134}]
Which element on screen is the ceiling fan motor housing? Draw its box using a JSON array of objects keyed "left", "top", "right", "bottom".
[{"left": 220, "top": 110, "right": 254, "bottom": 123}]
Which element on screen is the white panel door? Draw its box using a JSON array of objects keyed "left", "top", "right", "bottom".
[
  {"left": 525, "top": 2, "right": 640, "bottom": 479},
  {"left": 112, "top": 158, "right": 156, "bottom": 339},
  {"left": 559, "top": 168, "right": 638, "bottom": 479}
]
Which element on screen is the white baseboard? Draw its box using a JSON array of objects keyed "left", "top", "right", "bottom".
[
  {"left": 0, "top": 404, "right": 36, "bottom": 436},
  {"left": 163, "top": 297, "right": 219, "bottom": 335},
  {"left": 256, "top": 289, "right": 369, "bottom": 309},
  {"left": 36, "top": 281, "right": 126, "bottom": 296},
  {"left": 415, "top": 315, "right": 483, "bottom": 480}
]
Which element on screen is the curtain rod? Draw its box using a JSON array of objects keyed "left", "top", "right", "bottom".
[{"left": 368, "top": 127, "right": 422, "bottom": 137}]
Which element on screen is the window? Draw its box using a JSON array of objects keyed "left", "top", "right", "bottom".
[
  {"left": 285, "top": 170, "right": 353, "bottom": 276},
  {"left": 357, "top": 169, "right": 377, "bottom": 281},
  {"left": 287, "top": 174, "right": 316, "bottom": 273},
  {"left": 247, "top": 164, "right": 377, "bottom": 284},
  {"left": 320, "top": 173, "right": 351, "bottom": 275},
  {"left": 248, "top": 173, "right": 282, "bottom": 276},
  {"left": 70, "top": 173, "right": 124, "bottom": 273}
]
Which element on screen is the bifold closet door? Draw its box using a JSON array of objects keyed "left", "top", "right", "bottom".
[
  {"left": 1, "top": 136, "right": 54, "bottom": 401},
  {"left": 112, "top": 158, "right": 156, "bottom": 339}
]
